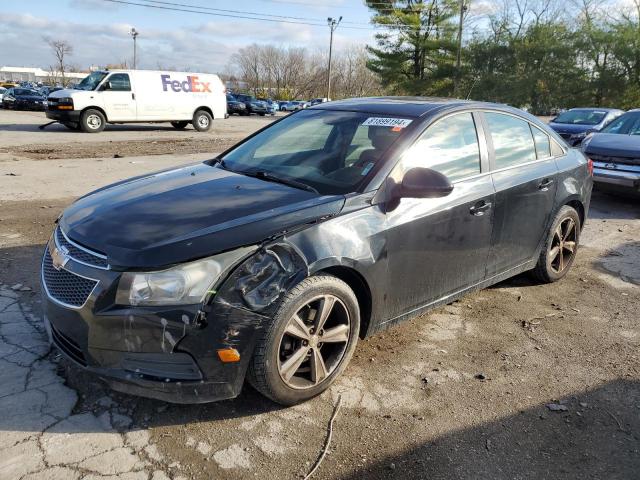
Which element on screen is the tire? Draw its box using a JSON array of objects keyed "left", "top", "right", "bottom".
[
  {"left": 80, "top": 109, "right": 106, "bottom": 133},
  {"left": 192, "top": 109, "right": 212, "bottom": 132},
  {"left": 171, "top": 121, "right": 188, "bottom": 129},
  {"left": 247, "top": 275, "right": 360, "bottom": 406},
  {"left": 531, "top": 205, "right": 581, "bottom": 283}
]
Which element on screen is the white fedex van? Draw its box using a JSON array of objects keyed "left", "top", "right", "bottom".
[{"left": 45, "top": 70, "right": 227, "bottom": 133}]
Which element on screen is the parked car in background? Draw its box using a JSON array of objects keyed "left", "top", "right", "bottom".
[
  {"left": 41, "top": 97, "right": 592, "bottom": 406},
  {"left": 233, "top": 94, "right": 269, "bottom": 116},
  {"left": 46, "top": 70, "right": 226, "bottom": 132},
  {"left": 0, "top": 87, "right": 6, "bottom": 104},
  {"left": 309, "top": 98, "right": 330, "bottom": 106},
  {"left": 226, "top": 94, "right": 247, "bottom": 115},
  {"left": 2, "top": 87, "right": 46, "bottom": 110},
  {"left": 278, "top": 101, "right": 289, "bottom": 111},
  {"left": 281, "top": 101, "right": 307, "bottom": 112},
  {"left": 582, "top": 109, "right": 640, "bottom": 194},
  {"left": 548, "top": 108, "right": 623, "bottom": 146}
]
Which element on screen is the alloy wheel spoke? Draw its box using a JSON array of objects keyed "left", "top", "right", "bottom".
[
  {"left": 280, "top": 346, "right": 309, "bottom": 382},
  {"left": 549, "top": 246, "right": 560, "bottom": 263},
  {"left": 310, "top": 347, "right": 328, "bottom": 384},
  {"left": 563, "top": 219, "right": 575, "bottom": 241},
  {"left": 559, "top": 248, "right": 565, "bottom": 271},
  {"left": 320, "top": 324, "right": 349, "bottom": 343},
  {"left": 314, "top": 296, "right": 336, "bottom": 332},
  {"left": 563, "top": 241, "right": 576, "bottom": 253},
  {"left": 284, "top": 314, "right": 311, "bottom": 341}
]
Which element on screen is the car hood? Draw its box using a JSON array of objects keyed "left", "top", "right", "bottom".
[
  {"left": 49, "top": 88, "right": 86, "bottom": 99},
  {"left": 60, "top": 163, "right": 345, "bottom": 269},
  {"left": 548, "top": 122, "right": 598, "bottom": 134},
  {"left": 584, "top": 133, "right": 640, "bottom": 158},
  {"left": 15, "top": 95, "right": 44, "bottom": 101}
]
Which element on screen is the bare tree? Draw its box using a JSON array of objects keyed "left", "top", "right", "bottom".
[{"left": 48, "top": 39, "right": 73, "bottom": 86}]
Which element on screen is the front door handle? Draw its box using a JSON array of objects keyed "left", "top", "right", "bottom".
[
  {"left": 538, "top": 178, "right": 554, "bottom": 190},
  {"left": 132, "top": 92, "right": 136, "bottom": 100},
  {"left": 470, "top": 200, "right": 492, "bottom": 216}
]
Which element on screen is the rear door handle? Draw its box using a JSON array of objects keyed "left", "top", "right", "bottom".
[
  {"left": 470, "top": 200, "right": 492, "bottom": 216},
  {"left": 538, "top": 178, "right": 554, "bottom": 190}
]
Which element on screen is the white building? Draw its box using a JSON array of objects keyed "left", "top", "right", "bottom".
[{"left": 0, "top": 66, "right": 87, "bottom": 84}]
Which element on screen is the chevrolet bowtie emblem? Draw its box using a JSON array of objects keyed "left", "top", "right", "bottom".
[{"left": 51, "top": 245, "right": 70, "bottom": 271}]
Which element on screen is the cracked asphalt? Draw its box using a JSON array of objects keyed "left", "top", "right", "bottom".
[{"left": 0, "top": 110, "right": 638, "bottom": 479}]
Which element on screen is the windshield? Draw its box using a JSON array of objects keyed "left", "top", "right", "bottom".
[
  {"left": 220, "top": 109, "right": 410, "bottom": 195},
  {"left": 554, "top": 110, "right": 607, "bottom": 125},
  {"left": 14, "top": 88, "right": 40, "bottom": 96},
  {"left": 600, "top": 112, "right": 640, "bottom": 135},
  {"left": 75, "top": 71, "right": 108, "bottom": 91}
]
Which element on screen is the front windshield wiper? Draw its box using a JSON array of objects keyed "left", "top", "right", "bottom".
[{"left": 243, "top": 170, "right": 318, "bottom": 194}]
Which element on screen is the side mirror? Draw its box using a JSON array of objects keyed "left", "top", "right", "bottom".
[{"left": 400, "top": 167, "right": 454, "bottom": 199}]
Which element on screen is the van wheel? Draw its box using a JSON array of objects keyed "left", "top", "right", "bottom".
[
  {"left": 247, "top": 275, "right": 360, "bottom": 406},
  {"left": 171, "top": 121, "right": 188, "bottom": 130},
  {"left": 80, "top": 109, "right": 105, "bottom": 133},
  {"left": 531, "top": 205, "right": 581, "bottom": 283},
  {"left": 192, "top": 110, "right": 212, "bottom": 132}
]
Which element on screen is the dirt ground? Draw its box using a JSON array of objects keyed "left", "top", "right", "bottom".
[{"left": 0, "top": 108, "right": 638, "bottom": 480}]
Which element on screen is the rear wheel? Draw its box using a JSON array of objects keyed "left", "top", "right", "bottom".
[
  {"left": 531, "top": 205, "right": 581, "bottom": 283},
  {"left": 171, "top": 121, "right": 188, "bottom": 130},
  {"left": 247, "top": 275, "right": 360, "bottom": 405},
  {"left": 192, "top": 110, "right": 212, "bottom": 132},
  {"left": 80, "top": 109, "right": 106, "bottom": 133}
]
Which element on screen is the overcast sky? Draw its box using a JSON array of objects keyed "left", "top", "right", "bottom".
[{"left": 0, "top": 0, "right": 379, "bottom": 73}]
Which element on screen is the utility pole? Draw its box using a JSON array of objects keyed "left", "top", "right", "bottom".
[
  {"left": 454, "top": 0, "right": 465, "bottom": 97},
  {"left": 130, "top": 28, "right": 139, "bottom": 69},
  {"left": 326, "top": 16, "right": 342, "bottom": 101}
]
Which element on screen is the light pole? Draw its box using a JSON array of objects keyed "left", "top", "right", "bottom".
[
  {"left": 454, "top": 0, "right": 466, "bottom": 96},
  {"left": 326, "top": 16, "right": 342, "bottom": 101},
  {"left": 130, "top": 27, "right": 139, "bottom": 69}
]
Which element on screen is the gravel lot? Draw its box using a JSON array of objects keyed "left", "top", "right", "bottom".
[{"left": 0, "top": 108, "right": 638, "bottom": 480}]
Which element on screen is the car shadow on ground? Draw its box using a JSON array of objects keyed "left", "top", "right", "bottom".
[
  {"left": 338, "top": 379, "right": 640, "bottom": 480},
  {"left": 0, "top": 121, "right": 194, "bottom": 133},
  {"left": 589, "top": 189, "right": 640, "bottom": 221}
]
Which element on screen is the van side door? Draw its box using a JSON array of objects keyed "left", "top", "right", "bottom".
[
  {"left": 382, "top": 111, "right": 495, "bottom": 321},
  {"left": 482, "top": 111, "right": 559, "bottom": 276},
  {"left": 100, "top": 73, "right": 136, "bottom": 121}
]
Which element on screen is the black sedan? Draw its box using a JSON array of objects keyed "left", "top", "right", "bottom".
[
  {"left": 226, "top": 94, "right": 247, "bottom": 116},
  {"left": 582, "top": 109, "right": 640, "bottom": 194},
  {"left": 41, "top": 98, "right": 592, "bottom": 405},
  {"left": 2, "top": 87, "right": 46, "bottom": 110}
]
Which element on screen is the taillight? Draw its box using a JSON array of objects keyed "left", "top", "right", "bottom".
[{"left": 587, "top": 158, "right": 594, "bottom": 176}]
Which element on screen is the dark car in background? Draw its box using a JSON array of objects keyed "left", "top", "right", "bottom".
[
  {"left": 233, "top": 94, "right": 269, "bottom": 116},
  {"left": 2, "top": 87, "right": 46, "bottom": 110},
  {"left": 41, "top": 97, "right": 592, "bottom": 406},
  {"left": 548, "top": 108, "right": 623, "bottom": 146},
  {"left": 226, "top": 94, "right": 247, "bottom": 115},
  {"left": 582, "top": 109, "right": 640, "bottom": 194}
]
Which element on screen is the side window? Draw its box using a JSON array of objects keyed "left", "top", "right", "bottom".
[
  {"left": 107, "top": 74, "right": 131, "bottom": 91},
  {"left": 530, "top": 125, "right": 551, "bottom": 159},
  {"left": 485, "top": 112, "right": 536, "bottom": 168},
  {"left": 400, "top": 113, "right": 481, "bottom": 181},
  {"left": 550, "top": 138, "right": 565, "bottom": 157}
]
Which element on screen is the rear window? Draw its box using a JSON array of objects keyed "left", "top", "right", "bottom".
[
  {"left": 485, "top": 112, "right": 537, "bottom": 168},
  {"left": 530, "top": 125, "right": 551, "bottom": 159}
]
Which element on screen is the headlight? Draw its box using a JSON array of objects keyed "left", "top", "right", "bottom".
[{"left": 115, "top": 246, "right": 255, "bottom": 306}]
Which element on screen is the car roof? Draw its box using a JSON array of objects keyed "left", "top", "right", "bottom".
[
  {"left": 566, "top": 107, "right": 623, "bottom": 112},
  {"left": 311, "top": 96, "right": 507, "bottom": 117}
]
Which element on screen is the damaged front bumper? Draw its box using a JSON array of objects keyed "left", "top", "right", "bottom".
[{"left": 40, "top": 237, "right": 270, "bottom": 403}]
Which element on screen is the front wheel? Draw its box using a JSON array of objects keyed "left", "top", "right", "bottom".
[
  {"left": 80, "top": 109, "right": 105, "bottom": 133},
  {"left": 192, "top": 110, "right": 212, "bottom": 132},
  {"left": 531, "top": 205, "right": 581, "bottom": 283},
  {"left": 171, "top": 121, "right": 188, "bottom": 129},
  {"left": 247, "top": 275, "right": 360, "bottom": 406}
]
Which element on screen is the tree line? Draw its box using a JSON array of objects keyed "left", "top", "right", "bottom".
[{"left": 366, "top": 0, "right": 640, "bottom": 114}]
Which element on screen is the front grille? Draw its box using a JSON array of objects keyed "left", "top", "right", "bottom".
[
  {"left": 589, "top": 153, "right": 640, "bottom": 167},
  {"left": 42, "top": 250, "right": 98, "bottom": 308},
  {"left": 55, "top": 227, "right": 108, "bottom": 269},
  {"left": 50, "top": 322, "right": 87, "bottom": 366}
]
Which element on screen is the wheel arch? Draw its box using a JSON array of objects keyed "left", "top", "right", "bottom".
[
  {"left": 194, "top": 106, "right": 213, "bottom": 118},
  {"left": 81, "top": 105, "right": 108, "bottom": 122},
  {"left": 313, "top": 264, "right": 373, "bottom": 340},
  {"left": 565, "top": 198, "right": 585, "bottom": 230}
]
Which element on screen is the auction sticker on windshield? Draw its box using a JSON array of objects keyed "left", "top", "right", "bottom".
[{"left": 362, "top": 117, "right": 413, "bottom": 128}]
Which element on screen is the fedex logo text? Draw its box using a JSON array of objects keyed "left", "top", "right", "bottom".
[{"left": 161, "top": 75, "right": 211, "bottom": 93}]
